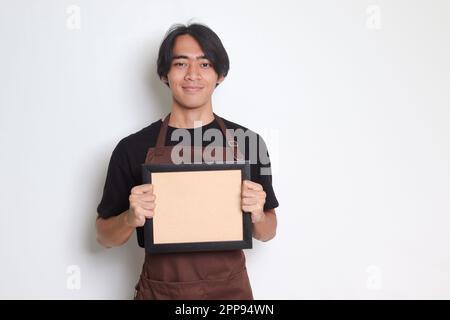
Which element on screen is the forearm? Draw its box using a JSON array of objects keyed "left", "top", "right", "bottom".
[
  {"left": 96, "top": 210, "right": 135, "bottom": 248},
  {"left": 252, "top": 210, "right": 277, "bottom": 242}
]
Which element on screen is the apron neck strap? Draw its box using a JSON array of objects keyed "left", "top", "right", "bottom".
[{"left": 155, "top": 113, "right": 171, "bottom": 148}]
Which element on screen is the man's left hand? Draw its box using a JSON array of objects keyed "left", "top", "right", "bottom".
[{"left": 241, "top": 180, "right": 266, "bottom": 223}]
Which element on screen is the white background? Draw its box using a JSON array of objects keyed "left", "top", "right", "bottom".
[{"left": 0, "top": 0, "right": 449, "bottom": 299}]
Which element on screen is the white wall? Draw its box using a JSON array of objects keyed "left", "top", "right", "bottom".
[{"left": 0, "top": 0, "right": 449, "bottom": 299}]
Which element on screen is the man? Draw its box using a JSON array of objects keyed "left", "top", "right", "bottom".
[{"left": 96, "top": 22, "right": 279, "bottom": 299}]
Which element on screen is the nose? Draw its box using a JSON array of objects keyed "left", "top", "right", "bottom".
[{"left": 185, "top": 63, "right": 201, "bottom": 81}]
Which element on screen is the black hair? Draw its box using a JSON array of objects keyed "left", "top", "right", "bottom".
[{"left": 157, "top": 22, "right": 230, "bottom": 88}]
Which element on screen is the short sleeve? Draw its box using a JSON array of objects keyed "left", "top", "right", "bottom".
[
  {"left": 250, "top": 135, "right": 279, "bottom": 211},
  {"left": 97, "top": 140, "right": 134, "bottom": 219}
]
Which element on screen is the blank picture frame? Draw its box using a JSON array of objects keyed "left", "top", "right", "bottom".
[{"left": 141, "top": 162, "right": 252, "bottom": 254}]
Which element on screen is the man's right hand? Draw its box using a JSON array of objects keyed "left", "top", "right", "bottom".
[{"left": 125, "top": 184, "right": 156, "bottom": 228}]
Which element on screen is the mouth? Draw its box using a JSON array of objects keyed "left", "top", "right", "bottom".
[{"left": 182, "top": 86, "right": 204, "bottom": 93}]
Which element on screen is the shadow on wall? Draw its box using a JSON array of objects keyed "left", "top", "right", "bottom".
[{"left": 85, "top": 38, "right": 172, "bottom": 299}]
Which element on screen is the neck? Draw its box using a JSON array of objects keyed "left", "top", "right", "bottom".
[{"left": 168, "top": 100, "right": 215, "bottom": 129}]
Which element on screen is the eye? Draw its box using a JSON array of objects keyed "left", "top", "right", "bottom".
[
  {"left": 200, "top": 62, "right": 211, "bottom": 68},
  {"left": 174, "top": 62, "right": 186, "bottom": 67}
]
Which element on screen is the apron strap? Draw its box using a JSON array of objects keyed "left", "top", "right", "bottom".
[
  {"left": 155, "top": 112, "right": 244, "bottom": 161},
  {"left": 213, "top": 113, "right": 245, "bottom": 161},
  {"left": 155, "top": 113, "right": 170, "bottom": 148}
]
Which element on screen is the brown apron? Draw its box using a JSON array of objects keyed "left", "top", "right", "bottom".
[{"left": 134, "top": 112, "right": 254, "bottom": 300}]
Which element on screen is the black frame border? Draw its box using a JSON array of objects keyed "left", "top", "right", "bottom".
[{"left": 141, "top": 161, "right": 252, "bottom": 254}]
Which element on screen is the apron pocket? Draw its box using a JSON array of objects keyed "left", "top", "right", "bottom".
[
  {"left": 203, "top": 267, "right": 253, "bottom": 300},
  {"left": 137, "top": 277, "right": 207, "bottom": 300},
  {"left": 135, "top": 267, "right": 253, "bottom": 300}
]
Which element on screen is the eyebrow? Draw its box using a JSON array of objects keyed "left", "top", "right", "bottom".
[{"left": 171, "top": 55, "right": 208, "bottom": 61}]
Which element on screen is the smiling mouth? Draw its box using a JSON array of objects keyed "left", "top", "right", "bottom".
[{"left": 182, "top": 86, "right": 204, "bottom": 93}]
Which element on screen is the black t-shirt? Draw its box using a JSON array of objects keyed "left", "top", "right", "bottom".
[{"left": 97, "top": 116, "right": 279, "bottom": 246}]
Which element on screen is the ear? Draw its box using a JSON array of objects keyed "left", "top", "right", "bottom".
[
  {"left": 161, "top": 76, "right": 170, "bottom": 87},
  {"left": 216, "top": 75, "right": 225, "bottom": 86}
]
